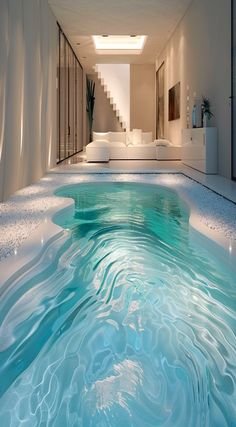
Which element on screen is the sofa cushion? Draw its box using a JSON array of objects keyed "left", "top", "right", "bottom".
[
  {"left": 145, "top": 141, "right": 157, "bottom": 146},
  {"left": 142, "top": 132, "right": 153, "bottom": 144},
  {"left": 93, "top": 132, "right": 110, "bottom": 142},
  {"left": 132, "top": 129, "right": 142, "bottom": 145},
  {"left": 109, "top": 141, "right": 126, "bottom": 147},
  {"left": 155, "top": 139, "right": 172, "bottom": 146},
  {"left": 126, "top": 131, "right": 133, "bottom": 146},
  {"left": 109, "top": 132, "right": 126, "bottom": 143},
  {"left": 88, "top": 140, "right": 109, "bottom": 147},
  {"left": 127, "top": 130, "right": 150, "bottom": 146}
]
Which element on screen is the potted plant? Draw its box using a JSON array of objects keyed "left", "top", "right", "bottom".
[
  {"left": 86, "top": 77, "right": 95, "bottom": 142},
  {"left": 201, "top": 96, "right": 214, "bottom": 127}
]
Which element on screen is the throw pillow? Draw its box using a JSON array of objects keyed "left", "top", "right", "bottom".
[
  {"left": 132, "top": 129, "right": 142, "bottom": 145},
  {"left": 93, "top": 132, "right": 110, "bottom": 142},
  {"left": 126, "top": 130, "right": 133, "bottom": 146}
]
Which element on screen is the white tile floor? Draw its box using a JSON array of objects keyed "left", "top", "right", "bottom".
[{"left": 51, "top": 151, "right": 236, "bottom": 203}]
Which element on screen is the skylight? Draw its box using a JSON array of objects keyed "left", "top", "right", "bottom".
[{"left": 93, "top": 35, "right": 146, "bottom": 54}]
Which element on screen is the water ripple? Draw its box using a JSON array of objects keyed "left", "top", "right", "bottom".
[{"left": 0, "top": 182, "right": 235, "bottom": 426}]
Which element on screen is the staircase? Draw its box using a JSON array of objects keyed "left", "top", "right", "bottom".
[{"left": 94, "top": 65, "right": 126, "bottom": 131}]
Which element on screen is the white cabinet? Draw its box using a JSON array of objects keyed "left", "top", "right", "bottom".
[{"left": 182, "top": 128, "right": 217, "bottom": 174}]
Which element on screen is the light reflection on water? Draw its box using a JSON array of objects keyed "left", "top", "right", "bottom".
[{"left": 0, "top": 182, "right": 235, "bottom": 427}]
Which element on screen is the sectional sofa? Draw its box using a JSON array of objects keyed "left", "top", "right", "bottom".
[{"left": 86, "top": 131, "right": 181, "bottom": 162}]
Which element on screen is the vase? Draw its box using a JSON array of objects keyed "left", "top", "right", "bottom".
[
  {"left": 203, "top": 113, "right": 210, "bottom": 128},
  {"left": 192, "top": 105, "right": 196, "bottom": 128}
]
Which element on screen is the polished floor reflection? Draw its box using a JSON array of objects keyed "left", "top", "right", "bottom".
[{"left": 52, "top": 151, "right": 236, "bottom": 204}]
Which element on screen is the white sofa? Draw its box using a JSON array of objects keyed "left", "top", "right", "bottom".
[
  {"left": 156, "top": 145, "right": 182, "bottom": 160},
  {"left": 86, "top": 131, "right": 181, "bottom": 162}
]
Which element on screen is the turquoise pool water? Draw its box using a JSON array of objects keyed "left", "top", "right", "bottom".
[{"left": 0, "top": 182, "right": 236, "bottom": 426}]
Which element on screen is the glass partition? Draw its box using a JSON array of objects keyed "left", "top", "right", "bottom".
[{"left": 57, "top": 25, "right": 83, "bottom": 163}]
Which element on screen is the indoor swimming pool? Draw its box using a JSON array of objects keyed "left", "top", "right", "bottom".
[{"left": 0, "top": 181, "right": 235, "bottom": 426}]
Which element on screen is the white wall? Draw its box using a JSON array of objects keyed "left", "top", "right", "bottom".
[
  {"left": 86, "top": 73, "right": 122, "bottom": 144},
  {"left": 0, "top": 0, "right": 57, "bottom": 201},
  {"left": 96, "top": 64, "right": 130, "bottom": 130},
  {"left": 156, "top": 0, "right": 231, "bottom": 178},
  {"left": 130, "top": 64, "right": 156, "bottom": 136}
]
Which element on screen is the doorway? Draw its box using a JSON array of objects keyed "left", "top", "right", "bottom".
[{"left": 156, "top": 62, "right": 165, "bottom": 139}]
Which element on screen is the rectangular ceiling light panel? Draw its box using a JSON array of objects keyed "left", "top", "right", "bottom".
[{"left": 93, "top": 35, "right": 146, "bottom": 54}]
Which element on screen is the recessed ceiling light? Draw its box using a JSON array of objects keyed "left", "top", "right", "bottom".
[{"left": 92, "top": 35, "right": 146, "bottom": 54}]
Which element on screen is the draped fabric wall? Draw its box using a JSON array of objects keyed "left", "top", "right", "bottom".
[{"left": 0, "top": 0, "right": 57, "bottom": 201}]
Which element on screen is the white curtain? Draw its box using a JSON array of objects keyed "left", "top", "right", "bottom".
[
  {"left": 0, "top": 0, "right": 57, "bottom": 201},
  {"left": 0, "top": 0, "right": 9, "bottom": 200}
]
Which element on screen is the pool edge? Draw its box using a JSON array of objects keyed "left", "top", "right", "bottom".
[{"left": 0, "top": 175, "right": 235, "bottom": 289}]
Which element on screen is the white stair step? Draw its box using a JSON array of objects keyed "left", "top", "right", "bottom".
[{"left": 95, "top": 66, "right": 126, "bottom": 130}]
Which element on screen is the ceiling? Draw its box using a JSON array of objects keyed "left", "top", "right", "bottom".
[{"left": 49, "top": 0, "right": 193, "bottom": 73}]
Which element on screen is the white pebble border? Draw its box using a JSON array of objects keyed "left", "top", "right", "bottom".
[{"left": 0, "top": 173, "right": 236, "bottom": 262}]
